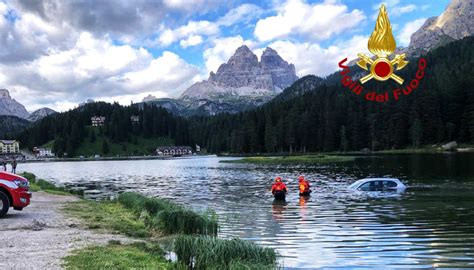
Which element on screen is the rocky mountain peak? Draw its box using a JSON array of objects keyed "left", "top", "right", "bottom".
[
  {"left": 142, "top": 94, "right": 157, "bottom": 102},
  {"left": 0, "top": 88, "right": 30, "bottom": 119},
  {"left": 27, "top": 107, "right": 57, "bottom": 122},
  {"left": 262, "top": 47, "right": 278, "bottom": 56},
  {"left": 0, "top": 89, "right": 11, "bottom": 99},
  {"left": 224, "top": 45, "right": 259, "bottom": 70},
  {"left": 175, "top": 45, "right": 298, "bottom": 115},
  {"left": 408, "top": 0, "right": 474, "bottom": 54},
  {"left": 192, "top": 45, "right": 298, "bottom": 98}
]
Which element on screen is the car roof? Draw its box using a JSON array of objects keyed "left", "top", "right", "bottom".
[
  {"left": 349, "top": 178, "right": 401, "bottom": 188},
  {"left": 0, "top": 171, "right": 27, "bottom": 181}
]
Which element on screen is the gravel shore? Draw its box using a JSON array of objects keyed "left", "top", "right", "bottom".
[{"left": 0, "top": 192, "right": 131, "bottom": 270}]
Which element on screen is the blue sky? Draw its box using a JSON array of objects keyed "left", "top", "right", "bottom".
[
  {"left": 0, "top": 0, "right": 451, "bottom": 111},
  {"left": 148, "top": 0, "right": 450, "bottom": 68}
]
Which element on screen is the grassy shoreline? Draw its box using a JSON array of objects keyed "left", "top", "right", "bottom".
[{"left": 21, "top": 172, "right": 279, "bottom": 269}]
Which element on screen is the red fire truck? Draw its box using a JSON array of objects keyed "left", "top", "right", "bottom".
[{"left": 0, "top": 171, "right": 31, "bottom": 217}]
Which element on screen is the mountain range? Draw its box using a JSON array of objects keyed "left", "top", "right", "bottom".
[
  {"left": 0, "top": 89, "right": 57, "bottom": 122},
  {"left": 144, "top": 46, "right": 298, "bottom": 116}
]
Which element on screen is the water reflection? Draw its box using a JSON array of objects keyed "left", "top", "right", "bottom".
[{"left": 19, "top": 153, "right": 474, "bottom": 268}]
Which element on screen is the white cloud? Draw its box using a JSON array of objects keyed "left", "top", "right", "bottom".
[
  {"left": 217, "top": 4, "right": 264, "bottom": 27},
  {"left": 0, "top": 3, "right": 77, "bottom": 63},
  {"left": 2, "top": 32, "right": 200, "bottom": 111},
  {"left": 398, "top": 18, "right": 426, "bottom": 46},
  {"left": 157, "top": 3, "right": 263, "bottom": 48},
  {"left": 162, "top": 0, "right": 218, "bottom": 13},
  {"left": 158, "top": 20, "right": 219, "bottom": 47},
  {"left": 254, "top": 0, "right": 365, "bottom": 42},
  {"left": 203, "top": 36, "right": 254, "bottom": 74},
  {"left": 372, "top": 0, "right": 417, "bottom": 18},
  {"left": 262, "top": 35, "right": 369, "bottom": 77},
  {"left": 122, "top": 51, "right": 199, "bottom": 96},
  {"left": 179, "top": 35, "right": 203, "bottom": 48}
]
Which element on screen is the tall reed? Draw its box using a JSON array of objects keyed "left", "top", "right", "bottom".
[
  {"left": 174, "top": 235, "right": 278, "bottom": 269},
  {"left": 118, "top": 192, "right": 218, "bottom": 235}
]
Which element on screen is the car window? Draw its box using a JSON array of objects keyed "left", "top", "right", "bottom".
[
  {"left": 359, "top": 181, "right": 385, "bottom": 191},
  {"left": 383, "top": 181, "right": 397, "bottom": 188},
  {"left": 359, "top": 182, "right": 371, "bottom": 191}
]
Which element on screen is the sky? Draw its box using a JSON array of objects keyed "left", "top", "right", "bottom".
[{"left": 0, "top": 0, "right": 450, "bottom": 112}]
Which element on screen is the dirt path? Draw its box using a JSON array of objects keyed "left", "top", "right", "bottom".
[{"left": 0, "top": 192, "right": 132, "bottom": 270}]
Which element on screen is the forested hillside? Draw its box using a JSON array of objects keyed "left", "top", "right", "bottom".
[
  {"left": 19, "top": 102, "right": 191, "bottom": 157},
  {"left": 188, "top": 37, "right": 474, "bottom": 153},
  {"left": 0, "top": 115, "right": 30, "bottom": 139}
]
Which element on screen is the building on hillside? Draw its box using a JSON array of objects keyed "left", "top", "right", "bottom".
[
  {"left": 156, "top": 146, "right": 193, "bottom": 156},
  {"left": 91, "top": 116, "right": 106, "bottom": 126},
  {"left": 32, "top": 147, "right": 55, "bottom": 158},
  {"left": 130, "top": 115, "right": 140, "bottom": 124},
  {"left": 0, "top": 140, "right": 20, "bottom": 154}
]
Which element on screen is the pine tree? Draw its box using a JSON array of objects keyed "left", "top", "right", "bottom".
[
  {"left": 102, "top": 140, "right": 110, "bottom": 155},
  {"left": 89, "top": 129, "right": 96, "bottom": 143},
  {"left": 410, "top": 119, "right": 423, "bottom": 147},
  {"left": 340, "top": 125, "right": 348, "bottom": 152}
]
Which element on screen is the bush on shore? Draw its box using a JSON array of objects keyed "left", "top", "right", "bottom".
[
  {"left": 174, "top": 235, "right": 278, "bottom": 269},
  {"left": 63, "top": 241, "right": 173, "bottom": 269},
  {"left": 118, "top": 192, "right": 218, "bottom": 236}
]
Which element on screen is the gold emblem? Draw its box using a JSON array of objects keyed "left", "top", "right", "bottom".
[{"left": 357, "top": 5, "right": 408, "bottom": 84}]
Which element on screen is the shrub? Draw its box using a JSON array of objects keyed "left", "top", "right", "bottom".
[
  {"left": 174, "top": 235, "right": 278, "bottom": 269},
  {"left": 117, "top": 192, "right": 147, "bottom": 213},
  {"left": 118, "top": 192, "right": 218, "bottom": 236},
  {"left": 20, "top": 172, "right": 36, "bottom": 183}
]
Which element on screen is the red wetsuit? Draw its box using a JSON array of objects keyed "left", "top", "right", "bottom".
[
  {"left": 299, "top": 180, "right": 311, "bottom": 194},
  {"left": 271, "top": 182, "right": 287, "bottom": 194}
]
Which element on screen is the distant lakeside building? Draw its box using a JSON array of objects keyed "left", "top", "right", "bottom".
[
  {"left": 32, "top": 147, "right": 55, "bottom": 158},
  {"left": 0, "top": 140, "right": 20, "bottom": 154},
  {"left": 156, "top": 146, "right": 193, "bottom": 156},
  {"left": 91, "top": 116, "right": 106, "bottom": 126},
  {"left": 130, "top": 115, "right": 140, "bottom": 124}
]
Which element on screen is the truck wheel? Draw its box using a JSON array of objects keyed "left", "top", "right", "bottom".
[{"left": 0, "top": 191, "right": 10, "bottom": 218}]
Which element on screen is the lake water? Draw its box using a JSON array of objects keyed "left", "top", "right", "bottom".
[{"left": 19, "top": 153, "right": 474, "bottom": 268}]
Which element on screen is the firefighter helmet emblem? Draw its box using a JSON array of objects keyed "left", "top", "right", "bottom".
[{"left": 357, "top": 5, "right": 408, "bottom": 85}]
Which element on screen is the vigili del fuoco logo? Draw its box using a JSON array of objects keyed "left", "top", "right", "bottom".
[{"left": 338, "top": 4, "right": 427, "bottom": 102}]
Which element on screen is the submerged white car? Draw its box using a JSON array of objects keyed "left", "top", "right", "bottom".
[{"left": 348, "top": 178, "right": 406, "bottom": 192}]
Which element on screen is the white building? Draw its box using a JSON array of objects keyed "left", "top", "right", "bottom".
[
  {"left": 33, "top": 147, "right": 55, "bottom": 157},
  {"left": 0, "top": 140, "right": 20, "bottom": 154},
  {"left": 130, "top": 115, "right": 140, "bottom": 124},
  {"left": 156, "top": 146, "right": 193, "bottom": 156},
  {"left": 91, "top": 116, "right": 106, "bottom": 126}
]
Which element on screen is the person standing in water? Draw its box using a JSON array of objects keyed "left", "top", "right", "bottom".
[
  {"left": 271, "top": 176, "right": 288, "bottom": 200},
  {"left": 11, "top": 158, "right": 17, "bottom": 174},
  {"left": 298, "top": 175, "right": 311, "bottom": 196}
]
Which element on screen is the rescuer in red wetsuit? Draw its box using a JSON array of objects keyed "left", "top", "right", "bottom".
[
  {"left": 298, "top": 175, "right": 311, "bottom": 196},
  {"left": 271, "top": 176, "right": 287, "bottom": 194}
]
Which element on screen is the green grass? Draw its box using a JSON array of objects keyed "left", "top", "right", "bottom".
[
  {"left": 221, "top": 154, "right": 356, "bottom": 164},
  {"left": 174, "top": 235, "right": 278, "bottom": 269},
  {"left": 63, "top": 242, "right": 173, "bottom": 270},
  {"left": 63, "top": 200, "right": 151, "bottom": 238},
  {"left": 20, "top": 172, "right": 82, "bottom": 196},
  {"left": 118, "top": 192, "right": 218, "bottom": 236},
  {"left": 74, "top": 126, "right": 174, "bottom": 157}
]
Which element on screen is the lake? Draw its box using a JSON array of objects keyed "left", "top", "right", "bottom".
[{"left": 19, "top": 153, "right": 474, "bottom": 268}]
